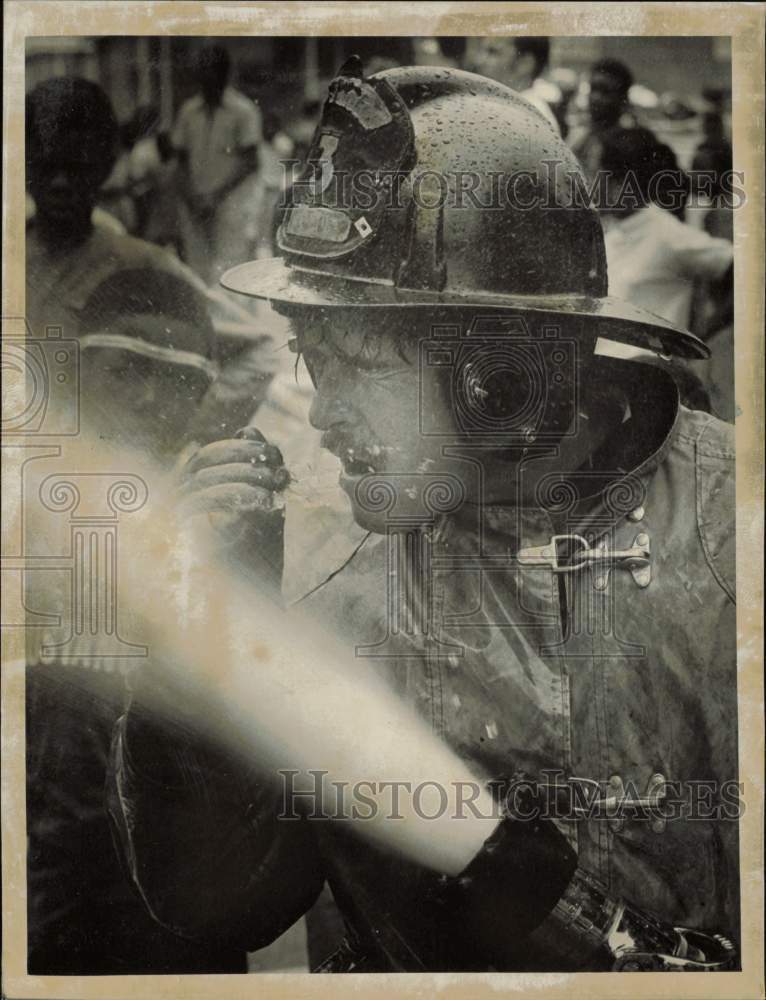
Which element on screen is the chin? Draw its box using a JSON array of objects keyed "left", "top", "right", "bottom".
[
  {"left": 339, "top": 471, "right": 391, "bottom": 534},
  {"left": 342, "top": 468, "right": 450, "bottom": 535},
  {"left": 348, "top": 502, "right": 390, "bottom": 535}
]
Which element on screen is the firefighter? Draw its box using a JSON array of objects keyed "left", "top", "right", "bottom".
[{"left": 107, "top": 62, "right": 738, "bottom": 972}]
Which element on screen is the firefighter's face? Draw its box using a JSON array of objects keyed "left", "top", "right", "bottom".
[{"left": 294, "top": 310, "right": 472, "bottom": 533}]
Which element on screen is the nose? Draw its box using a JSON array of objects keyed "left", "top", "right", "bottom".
[
  {"left": 308, "top": 386, "right": 351, "bottom": 432},
  {"left": 307, "top": 356, "right": 357, "bottom": 432}
]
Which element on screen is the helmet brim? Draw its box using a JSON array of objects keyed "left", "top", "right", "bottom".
[{"left": 221, "top": 257, "right": 710, "bottom": 360}]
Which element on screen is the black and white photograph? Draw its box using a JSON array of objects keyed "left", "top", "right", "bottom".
[{"left": 2, "top": 4, "right": 763, "bottom": 998}]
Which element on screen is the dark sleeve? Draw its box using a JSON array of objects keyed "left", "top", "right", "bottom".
[{"left": 106, "top": 700, "right": 325, "bottom": 952}]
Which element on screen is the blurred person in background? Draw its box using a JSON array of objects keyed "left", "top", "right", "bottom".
[
  {"left": 597, "top": 125, "right": 733, "bottom": 416},
  {"left": 123, "top": 106, "right": 163, "bottom": 227},
  {"left": 26, "top": 78, "right": 215, "bottom": 367},
  {"left": 412, "top": 37, "right": 462, "bottom": 70},
  {"left": 693, "top": 90, "right": 732, "bottom": 170},
  {"left": 687, "top": 127, "right": 735, "bottom": 421},
  {"left": 24, "top": 75, "right": 248, "bottom": 974},
  {"left": 569, "top": 58, "right": 637, "bottom": 176},
  {"left": 548, "top": 66, "right": 579, "bottom": 139},
  {"left": 598, "top": 126, "right": 732, "bottom": 332},
  {"left": 690, "top": 98, "right": 733, "bottom": 241},
  {"left": 173, "top": 43, "right": 262, "bottom": 285},
  {"left": 467, "top": 36, "right": 559, "bottom": 131},
  {"left": 98, "top": 115, "right": 140, "bottom": 233},
  {"left": 138, "top": 128, "right": 185, "bottom": 250},
  {"left": 286, "top": 99, "right": 322, "bottom": 165},
  {"left": 99, "top": 104, "right": 180, "bottom": 244},
  {"left": 122, "top": 105, "right": 184, "bottom": 248},
  {"left": 650, "top": 139, "right": 689, "bottom": 222}
]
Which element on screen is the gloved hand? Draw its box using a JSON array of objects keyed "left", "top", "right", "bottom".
[
  {"left": 439, "top": 778, "right": 737, "bottom": 972},
  {"left": 439, "top": 790, "right": 578, "bottom": 970},
  {"left": 178, "top": 426, "right": 290, "bottom": 591}
]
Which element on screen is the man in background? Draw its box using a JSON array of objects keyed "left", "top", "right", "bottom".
[
  {"left": 569, "top": 58, "right": 636, "bottom": 176},
  {"left": 598, "top": 127, "right": 733, "bottom": 332},
  {"left": 173, "top": 44, "right": 262, "bottom": 285},
  {"left": 26, "top": 78, "right": 215, "bottom": 368},
  {"left": 467, "top": 36, "right": 560, "bottom": 131},
  {"left": 597, "top": 125, "right": 733, "bottom": 416}
]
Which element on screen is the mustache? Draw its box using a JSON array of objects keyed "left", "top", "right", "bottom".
[{"left": 320, "top": 425, "right": 387, "bottom": 473}]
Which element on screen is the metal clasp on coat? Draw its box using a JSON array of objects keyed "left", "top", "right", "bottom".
[
  {"left": 577, "top": 774, "right": 668, "bottom": 833},
  {"left": 516, "top": 533, "right": 651, "bottom": 588}
]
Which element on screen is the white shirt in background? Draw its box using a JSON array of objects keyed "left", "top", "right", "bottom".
[
  {"left": 172, "top": 86, "right": 262, "bottom": 197},
  {"left": 603, "top": 203, "right": 733, "bottom": 330},
  {"left": 597, "top": 203, "right": 733, "bottom": 360},
  {"left": 521, "top": 87, "right": 560, "bottom": 133}
]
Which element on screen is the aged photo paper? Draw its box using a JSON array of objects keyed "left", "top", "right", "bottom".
[{"left": 2, "top": 3, "right": 764, "bottom": 999}]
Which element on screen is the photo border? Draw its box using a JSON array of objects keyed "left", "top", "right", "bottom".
[{"left": 2, "top": 3, "right": 763, "bottom": 998}]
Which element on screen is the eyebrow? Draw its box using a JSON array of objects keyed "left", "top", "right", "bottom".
[{"left": 291, "top": 317, "right": 413, "bottom": 370}]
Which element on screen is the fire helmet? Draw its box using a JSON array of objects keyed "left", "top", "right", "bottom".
[{"left": 223, "top": 59, "right": 707, "bottom": 360}]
